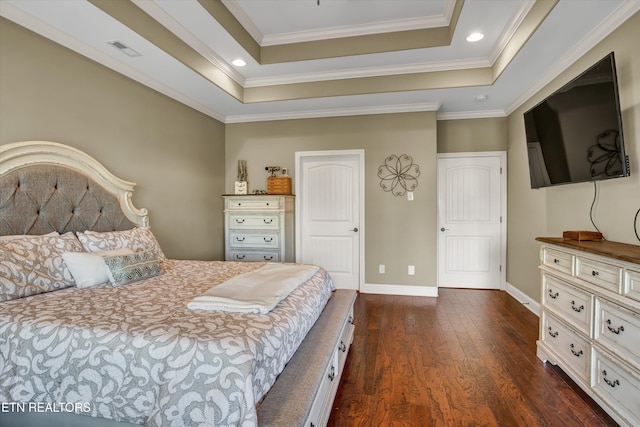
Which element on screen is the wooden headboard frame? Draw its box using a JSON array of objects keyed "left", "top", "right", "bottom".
[{"left": 0, "top": 141, "right": 148, "bottom": 235}]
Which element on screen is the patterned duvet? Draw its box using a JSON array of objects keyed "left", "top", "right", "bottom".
[{"left": 0, "top": 260, "right": 334, "bottom": 426}]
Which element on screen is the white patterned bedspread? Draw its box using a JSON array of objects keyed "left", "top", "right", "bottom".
[{"left": 0, "top": 260, "right": 334, "bottom": 426}]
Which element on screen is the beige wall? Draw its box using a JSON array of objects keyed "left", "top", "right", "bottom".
[
  {"left": 226, "top": 113, "right": 438, "bottom": 287},
  {"left": 506, "top": 12, "right": 640, "bottom": 301},
  {"left": 437, "top": 117, "right": 508, "bottom": 153},
  {"left": 0, "top": 18, "right": 226, "bottom": 260}
]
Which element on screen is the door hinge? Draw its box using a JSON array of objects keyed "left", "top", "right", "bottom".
[
  {"left": 500, "top": 167, "right": 503, "bottom": 174},
  {"left": 500, "top": 265, "right": 502, "bottom": 272},
  {"left": 500, "top": 216, "right": 502, "bottom": 223}
]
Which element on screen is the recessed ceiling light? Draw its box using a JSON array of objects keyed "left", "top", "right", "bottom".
[
  {"left": 232, "top": 59, "right": 247, "bottom": 67},
  {"left": 466, "top": 32, "right": 485, "bottom": 42}
]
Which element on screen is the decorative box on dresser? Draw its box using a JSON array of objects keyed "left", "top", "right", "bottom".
[
  {"left": 536, "top": 237, "right": 640, "bottom": 427},
  {"left": 223, "top": 195, "right": 295, "bottom": 262}
]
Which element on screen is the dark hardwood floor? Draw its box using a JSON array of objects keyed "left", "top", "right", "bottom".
[{"left": 328, "top": 289, "right": 618, "bottom": 427}]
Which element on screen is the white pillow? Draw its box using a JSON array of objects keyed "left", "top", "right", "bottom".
[{"left": 62, "top": 248, "right": 134, "bottom": 288}]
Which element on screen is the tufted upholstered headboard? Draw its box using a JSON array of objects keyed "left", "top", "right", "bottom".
[{"left": 0, "top": 141, "right": 148, "bottom": 236}]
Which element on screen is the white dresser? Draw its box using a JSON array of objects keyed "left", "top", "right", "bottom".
[
  {"left": 223, "top": 195, "right": 295, "bottom": 262},
  {"left": 536, "top": 237, "right": 640, "bottom": 427}
]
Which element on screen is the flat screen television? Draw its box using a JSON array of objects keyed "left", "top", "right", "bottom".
[{"left": 524, "top": 52, "right": 630, "bottom": 189}]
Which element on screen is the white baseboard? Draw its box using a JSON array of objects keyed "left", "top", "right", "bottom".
[
  {"left": 360, "top": 283, "right": 540, "bottom": 315},
  {"left": 361, "top": 283, "right": 438, "bottom": 297},
  {"left": 505, "top": 281, "right": 540, "bottom": 317}
]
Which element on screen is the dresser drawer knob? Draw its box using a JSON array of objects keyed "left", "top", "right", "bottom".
[
  {"left": 570, "top": 301, "right": 584, "bottom": 313},
  {"left": 602, "top": 370, "right": 620, "bottom": 388},
  {"left": 570, "top": 344, "right": 583, "bottom": 357},
  {"left": 606, "top": 319, "right": 624, "bottom": 335},
  {"left": 591, "top": 270, "right": 599, "bottom": 277},
  {"left": 553, "top": 258, "right": 560, "bottom": 264},
  {"left": 547, "top": 327, "right": 559, "bottom": 338},
  {"left": 548, "top": 289, "right": 559, "bottom": 299},
  {"left": 339, "top": 341, "right": 347, "bottom": 352}
]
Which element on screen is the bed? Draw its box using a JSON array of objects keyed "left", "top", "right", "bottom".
[{"left": 0, "top": 141, "right": 356, "bottom": 427}]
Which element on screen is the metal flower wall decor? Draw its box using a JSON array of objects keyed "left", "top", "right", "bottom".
[{"left": 377, "top": 154, "right": 421, "bottom": 196}]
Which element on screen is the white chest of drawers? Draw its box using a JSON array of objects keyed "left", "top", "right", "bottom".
[
  {"left": 223, "top": 195, "right": 295, "bottom": 262},
  {"left": 536, "top": 237, "right": 640, "bottom": 427}
]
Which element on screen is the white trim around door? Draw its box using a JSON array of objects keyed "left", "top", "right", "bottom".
[
  {"left": 295, "top": 150, "right": 365, "bottom": 291},
  {"left": 437, "top": 151, "right": 507, "bottom": 290}
]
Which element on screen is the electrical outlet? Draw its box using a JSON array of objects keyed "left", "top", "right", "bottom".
[
  {"left": 408, "top": 265, "right": 415, "bottom": 275},
  {"left": 407, "top": 191, "right": 414, "bottom": 201},
  {"left": 379, "top": 264, "right": 385, "bottom": 274}
]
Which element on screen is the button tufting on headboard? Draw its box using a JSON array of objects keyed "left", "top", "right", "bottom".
[
  {"left": 0, "top": 165, "right": 137, "bottom": 235},
  {"left": 1, "top": 141, "right": 149, "bottom": 236}
]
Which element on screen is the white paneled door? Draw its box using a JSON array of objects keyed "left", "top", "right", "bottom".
[
  {"left": 296, "top": 151, "right": 364, "bottom": 290},
  {"left": 437, "top": 153, "right": 506, "bottom": 289}
]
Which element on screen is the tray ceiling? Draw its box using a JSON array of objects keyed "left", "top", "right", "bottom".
[{"left": 1, "top": 0, "right": 638, "bottom": 123}]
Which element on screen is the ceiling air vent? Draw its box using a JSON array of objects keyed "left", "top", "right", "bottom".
[{"left": 106, "top": 40, "right": 141, "bottom": 57}]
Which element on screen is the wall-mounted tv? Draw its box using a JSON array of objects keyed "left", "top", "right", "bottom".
[{"left": 524, "top": 52, "right": 630, "bottom": 189}]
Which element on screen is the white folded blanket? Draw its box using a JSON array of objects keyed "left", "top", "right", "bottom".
[{"left": 187, "top": 263, "right": 320, "bottom": 314}]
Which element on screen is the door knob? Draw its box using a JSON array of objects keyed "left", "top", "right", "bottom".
[
  {"left": 350, "top": 227, "right": 359, "bottom": 232},
  {"left": 440, "top": 227, "right": 450, "bottom": 232}
]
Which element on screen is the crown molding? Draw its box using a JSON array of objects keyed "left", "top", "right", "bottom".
[
  {"left": 488, "top": 0, "right": 536, "bottom": 65},
  {"left": 0, "top": 1, "right": 227, "bottom": 123},
  {"left": 437, "top": 110, "right": 507, "bottom": 121},
  {"left": 132, "top": 0, "right": 245, "bottom": 85},
  {"left": 222, "top": 0, "right": 455, "bottom": 47},
  {"left": 261, "top": 14, "right": 451, "bottom": 47},
  {"left": 245, "top": 57, "right": 491, "bottom": 87},
  {"left": 505, "top": 0, "right": 640, "bottom": 116},
  {"left": 220, "top": 0, "right": 263, "bottom": 44},
  {"left": 225, "top": 102, "right": 441, "bottom": 124}
]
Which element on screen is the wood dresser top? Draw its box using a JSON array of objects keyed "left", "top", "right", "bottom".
[{"left": 536, "top": 237, "right": 640, "bottom": 265}]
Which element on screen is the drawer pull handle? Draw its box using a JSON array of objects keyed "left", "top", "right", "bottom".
[
  {"left": 570, "top": 301, "right": 584, "bottom": 313},
  {"left": 235, "top": 254, "right": 246, "bottom": 260},
  {"left": 591, "top": 270, "right": 599, "bottom": 277},
  {"left": 263, "top": 219, "right": 273, "bottom": 224},
  {"left": 553, "top": 258, "right": 560, "bottom": 264},
  {"left": 348, "top": 315, "right": 355, "bottom": 325},
  {"left": 548, "top": 290, "right": 559, "bottom": 299},
  {"left": 263, "top": 256, "right": 274, "bottom": 261},
  {"left": 547, "top": 327, "right": 559, "bottom": 338},
  {"left": 569, "top": 344, "right": 583, "bottom": 358},
  {"left": 328, "top": 365, "right": 335, "bottom": 381},
  {"left": 606, "top": 319, "right": 624, "bottom": 335},
  {"left": 264, "top": 237, "right": 273, "bottom": 242},
  {"left": 339, "top": 341, "right": 347, "bottom": 352},
  {"left": 602, "top": 370, "right": 620, "bottom": 388},
  {"left": 235, "top": 237, "right": 245, "bottom": 242},
  {"left": 235, "top": 219, "right": 245, "bottom": 224}
]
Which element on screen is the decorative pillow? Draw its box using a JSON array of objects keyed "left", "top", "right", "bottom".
[
  {"left": 0, "top": 231, "right": 59, "bottom": 242},
  {"left": 62, "top": 248, "right": 134, "bottom": 289},
  {"left": 103, "top": 250, "right": 162, "bottom": 286},
  {"left": 0, "top": 232, "right": 84, "bottom": 301},
  {"left": 76, "top": 227, "right": 166, "bottom": 262}
]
